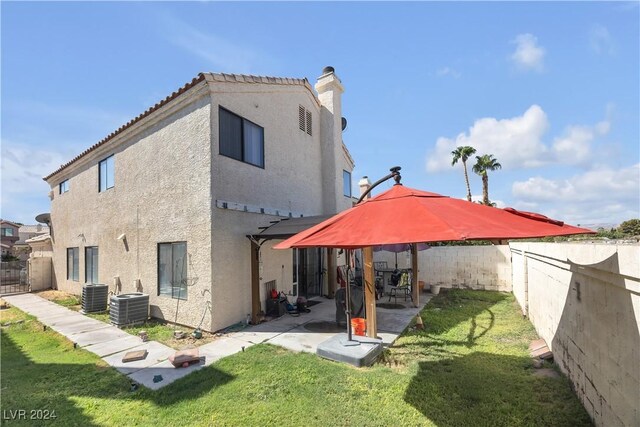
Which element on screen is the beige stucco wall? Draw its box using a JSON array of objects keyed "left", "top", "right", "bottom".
[
  {"left": 510, "top": 242, "right": 640, "bottom": 427},
  {"left": 48, "top": 88, "right": 214, "bottom": 330},
  {"left": 27, "top": 238, "right": 54, "bottom": 291},
  {"left": 29, "top": 258, "right": 52, "bottom": 292},
  {"left": 373, "top": 245, "right": 512, "bottom": 291},
  {"left": 207, "top": 79, "right": 353, "bottom": 331}
]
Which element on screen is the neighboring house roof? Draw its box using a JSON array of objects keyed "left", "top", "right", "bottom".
[
  {"left": 0, "top": 243, "right": 10, "bottom": 249},
  {"left": 25, "top": 233, "right": 52, "bottom": 244},
  {"left": 43, "top": 72, "right": 317, "bottom": 181},
  {"left": 19, "top": 225, "right": 49, "bottom": 234},
  {"left": 0, "top": 220, "right": 21, "bottom": 228}
]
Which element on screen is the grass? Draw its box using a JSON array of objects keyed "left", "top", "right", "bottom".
[{"left": 1, "top": 290, "right": 592, "bottom": 426}]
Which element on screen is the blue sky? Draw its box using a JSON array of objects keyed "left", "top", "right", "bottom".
[{"left": 2, "top": 1, "right": 639, "bottom": 226}]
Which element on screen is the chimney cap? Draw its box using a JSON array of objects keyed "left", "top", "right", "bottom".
[{"left": 322, "top": 66, "right": 335, "bottom": 75}]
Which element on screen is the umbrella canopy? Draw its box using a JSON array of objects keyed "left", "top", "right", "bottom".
[{"left": 275, "top": 184, "right": 593, "bottom": 249}]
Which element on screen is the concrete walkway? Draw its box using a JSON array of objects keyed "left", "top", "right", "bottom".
[{"left": 3, "top": 292, "right": 432, "bottom": 390}]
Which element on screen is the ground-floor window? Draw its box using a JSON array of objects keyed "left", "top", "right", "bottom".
[
  {"left": 158, "top": 242, "right": 187, "bottom": 300},
  {"left": 85, "top": 246, "right": 99, "bottom": 283},
  {"left": 67, "top": 247, "right": 79, "bottom": 281}
]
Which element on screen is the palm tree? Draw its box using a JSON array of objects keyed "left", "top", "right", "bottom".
[
  {"left": 472, "top": 154, "right": 502, "bottom": 206},
  {"left": 450, "top": 146, "right": 477, "bottom": 202}
]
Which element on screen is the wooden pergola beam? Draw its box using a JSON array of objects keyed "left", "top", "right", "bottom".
[
  {"left": 250, "top": 240, "right": 261, "bottom": 325},
  {"left": 363, "top": 246, "right": 377, "bottom": 338}
]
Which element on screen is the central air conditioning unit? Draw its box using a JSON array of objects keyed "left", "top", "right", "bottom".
[
  {"left": 109, "top": 293, "right": 149, "bottom": 327},
  {"left": 81, "top": 283, "right": 109, "bottom": 313}
]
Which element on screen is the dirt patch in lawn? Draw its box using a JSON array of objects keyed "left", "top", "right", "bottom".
[{"left": 36, "top": 289, "right": 79, "bottom": 303}]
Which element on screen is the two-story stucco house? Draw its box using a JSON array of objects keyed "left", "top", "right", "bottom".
[{"left": 44, "top": 67, "right": 355, "bottom": 331}]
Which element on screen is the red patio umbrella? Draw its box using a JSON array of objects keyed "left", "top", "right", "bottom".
[
  {"left": 274, "top": 181, "right": 593, "bottom": 343},
  {"left": 274, "top": 184, "right": 592, "bottom": 249}
]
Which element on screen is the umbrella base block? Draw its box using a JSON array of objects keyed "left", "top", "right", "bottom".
[
  {"left": 339, "top": 338, "right": 361, "bottom": 347},
  {"left": 317, "top": 333, "right": 383, "bottom": 367}
]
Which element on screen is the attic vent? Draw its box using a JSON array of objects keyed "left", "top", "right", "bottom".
[
  {"left": 299, "top": 105, "right": 305, "bottom": 131},
  {"left": 298, "top": 105, "right": 312, "bottom": 136}
]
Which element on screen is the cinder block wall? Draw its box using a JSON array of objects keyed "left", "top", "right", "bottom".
[
  {"left": 373, "top": 245, "right": 512, "bottom": 291},
  {"left": 510, "top": 242, "right": 640, "bottom": 427}
]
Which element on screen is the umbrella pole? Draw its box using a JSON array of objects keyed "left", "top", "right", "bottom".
[
  {"left": 411, "top": 243, "right": 419, "bottom": 308},
  {"left": 341, "top": 249, "right": 359, "bottom": 346}
]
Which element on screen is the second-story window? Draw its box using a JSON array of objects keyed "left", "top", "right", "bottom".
[
  {"left": 343, "top": 170, "right": 352, "bottom": 197},
  {"left": 219, "top": 107, "right": 264, "bottom": 168},
  {"left": 59, "top": 180, "right": 69, "bottom": 194},
  {"left": 99, "top": 155, "right": 115, "bottom": 192},
  {"left": 1, "top": 227, "right": 14, "bottom": 237}
]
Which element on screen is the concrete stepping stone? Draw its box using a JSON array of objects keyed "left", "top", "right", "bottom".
[
  {"left": 102, "top": 341, "right": 174, "bottom": 375},
  {"left": 127, "top": 359, "right": 205, "bottom": 391}
]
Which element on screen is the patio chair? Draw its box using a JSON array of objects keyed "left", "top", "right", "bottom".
[
  {"left": 374, "top": 261, "right": 387, "bottom": 287},
  {"left": 388, "top": 271, "right": 412, "bottom": 303}
]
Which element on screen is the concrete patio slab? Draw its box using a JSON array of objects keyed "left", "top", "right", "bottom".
[
  {"left": 44, "top": 314, "right": 103, "bottom": 327},
  {"left": 68, "top": 326, "right": 131, "bottom": 348},
  {"left": 49, "top": 318, "right": 110, "bottom": 334},
  {"left": 198, "top": 337, "right": 255, "bottom": 365},
  {"left": 84, "top": 335, "right": 143, "bottom": 357},
  {"left": 102, "top": 341, "right": 175, "bottom": 375},
  {"left": 127, "top": 359, "right": 205, "bottom": 391},
  {"left": 267, "top": 327, "right": 336, "bottom": 353}
]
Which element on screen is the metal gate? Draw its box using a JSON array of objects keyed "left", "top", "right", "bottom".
[{"left": 0, "top": 261, "right": 29, "bottom": 295}]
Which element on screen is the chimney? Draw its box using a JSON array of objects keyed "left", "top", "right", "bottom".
[
  {"left": 315, "top": 66, "right": 345, "bottom": 214},
  {"left": 358, "top": 176, "right": 372, "bottom": 199}
]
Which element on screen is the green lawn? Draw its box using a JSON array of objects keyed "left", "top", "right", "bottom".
[{"left": 0, "top": 290, "right": 592, "bottom": 426}]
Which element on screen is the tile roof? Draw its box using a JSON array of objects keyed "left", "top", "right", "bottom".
[
  {"left": 43, "top": 72, "right": 315, "bottom": 181},
  {"left": 0, "top": 219, "right": 21, "bottom": 228},
  {"left": 25, "top": 233, "right": 52, "bottom": 244},
  {"left": 19, "top": 224, "right": 49, "bottom": 234}
]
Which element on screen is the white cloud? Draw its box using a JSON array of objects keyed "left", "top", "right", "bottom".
[
  {"left": 158, "top": 13, "right": 274, "bottom": 73},
  {"left": 1, "top": 142, "right": 64, "bottom": 193},
  {"left": 1, "top": 141, "right": 65, "bottom": 222},
  {"left": 511, "top": 164, "right": 640, "bottom": 224},
  {"left": 436, "top": 67, "right": 461, "bottom": 79},
  {"left": 590, "top": 24, "right": 615, "bottom": 55},
  {"left": 510, "top": 33, "right": 546, "bottom": 72},
  {"left": 426, "top": 105, "right": 611, "bottom": 172},
  {"left": 427, "top": 105, "right": 549, "bottom": 172}
]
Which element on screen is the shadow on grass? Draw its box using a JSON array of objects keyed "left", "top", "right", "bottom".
[
  {"left": 404, "top": 352, "right": 593, "bottom": 427},
  {"left": 0, "top": 326, "right": 234, "bottom": 425},
  {"left": 422, "top": 289, "right": 507, "bottom": 336}
]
